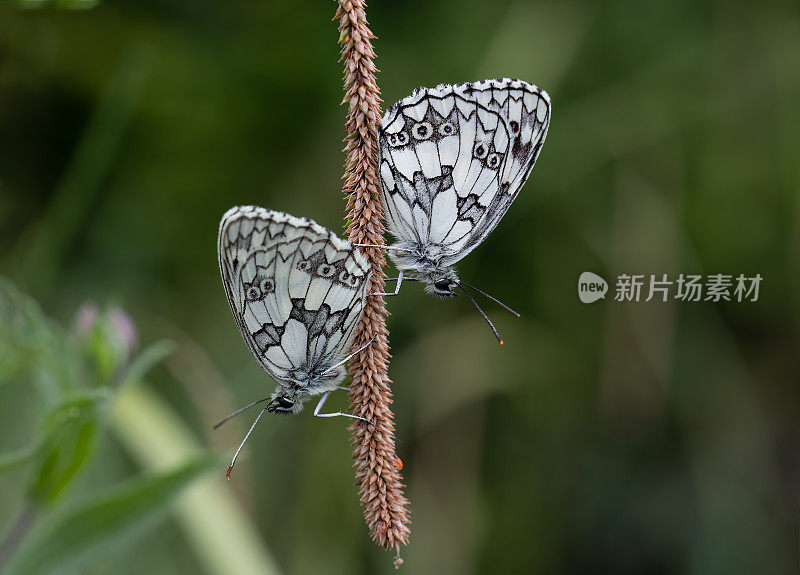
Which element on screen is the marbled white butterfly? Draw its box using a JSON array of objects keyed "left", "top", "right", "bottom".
[
  {"left": 361, "top": 79, "right": 550, "bottom": 343},
  {"left": 216, "top": 206, "right": 371, "bottom": 478}
]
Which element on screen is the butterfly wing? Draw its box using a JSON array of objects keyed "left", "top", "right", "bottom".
[
  {"left": 379, "top": 78, "right": 550, "bottom": 267},
  {"left": 217, "top": 206, "right": 370, "bottom": 381}
]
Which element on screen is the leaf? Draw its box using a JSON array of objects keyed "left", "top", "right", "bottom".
[
  {"left": 27, "top": 389, "right": 109, "bottom": 505},
  {"left": 5, "top": 456, "right": 217, "bottom": 575},
  {"left": 0, "top": 277, "right": 80, "bottom": 397},
  {"left": 0, "top": 279, "right": 112, "bottom": 491}
]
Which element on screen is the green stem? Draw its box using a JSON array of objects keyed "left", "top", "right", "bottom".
[{"left": 110, "top": 383, "right": 282, "bottom": 575}]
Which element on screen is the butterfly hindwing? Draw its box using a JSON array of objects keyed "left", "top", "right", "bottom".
[
  {"left": 218, "top": 206, "right": 370, "bottom": 382},
  {"left": 379, "top": 78, "right": 550, "bottom": 266}
]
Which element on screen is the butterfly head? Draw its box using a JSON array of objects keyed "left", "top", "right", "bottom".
[
  {"left": 267, "top": 382, "right": 313, "bottom": 415},
  {"left": 428, "top": 275, "right": 459, "bottom": 298},
  {"left": 388, "top": 242, "right": 460, "bottom": 298},
  {"left": 268, "top": 366, "right": 346, "bottom": 415},
  {"left": 266, "top": 392, "right": 300, "bottom": 414}
]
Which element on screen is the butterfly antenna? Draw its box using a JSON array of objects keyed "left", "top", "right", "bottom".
[
  {"left": 457, "top": 281, "right": 520, "bottom": 317},
  {"left": 226, "top": 401, "right": 273, "bottom": 482},
  {"left": 454, "top": 284, "right": 504, "bottom": 346},
  {"left": 213, "top": 396, "right": 273, "bottom": 430}
]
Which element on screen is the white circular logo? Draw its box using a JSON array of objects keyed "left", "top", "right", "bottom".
[{"left": 578, "top": 272, "right": 608, "bottom": 303}]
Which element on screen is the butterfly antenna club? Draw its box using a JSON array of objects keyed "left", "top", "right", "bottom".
[{"left": 225, "top": 401, "right": 273, "bottom": 481}]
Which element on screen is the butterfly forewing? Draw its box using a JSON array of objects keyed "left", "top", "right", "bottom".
[
  {"left": 218, "top": 206, "right": 370, "bottom": 382},
  {"left": 379, "top": 78, "right": 550, "bottom": 266}
]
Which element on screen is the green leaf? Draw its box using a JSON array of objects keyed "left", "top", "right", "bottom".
[
  {"left": 29, "top": 420, "right": 99, "bottom": 506},
  {"left": 0, "top": 392, "right": 106, "bottom": 478},
  {"left": 83, "top": 316, "right": 123, "bottom": 386},
  {"left": 5, "top": 456, "right": 217, "bottom": 575},
  {"left": 0, "top": 277, "right": 82, "bottom": 404},
  {"left": 27, "top": 389, "right": 109, "bottom": 505}
]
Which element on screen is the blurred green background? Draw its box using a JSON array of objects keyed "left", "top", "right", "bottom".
[{"left": 1, "top": 0, "right": 799, "bottom": 573}]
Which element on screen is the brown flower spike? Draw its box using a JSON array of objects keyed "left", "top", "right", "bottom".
[{"left": 336, "top": 0, "right": 410, "bottom": 566}]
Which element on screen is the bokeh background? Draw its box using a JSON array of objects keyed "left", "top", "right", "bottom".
[{"left": 1, "top": 0, "right": 799, "bottom": 573}]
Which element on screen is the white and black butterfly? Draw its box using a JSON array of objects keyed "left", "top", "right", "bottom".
[
  {"left": 363, "top": 78, "right": 550, "bottom": 342},
  {"left": 217, "top": 206, "right": 371, "bottom": 477}
]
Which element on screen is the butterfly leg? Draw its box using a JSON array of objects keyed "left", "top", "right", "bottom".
[
  {"left": 319, "top": 336, "right": 377, "bottom": 378},
  {"left": 371, "top": 270, "right": 404, "bottom": 297},
  {"left": 313, "top": 391, "right": 371, "bottom": 424}
]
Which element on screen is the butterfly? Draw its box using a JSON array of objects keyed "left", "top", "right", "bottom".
[
  {"left": 216, "top": 206, "right": 372, "bottom": 478},
  {"left": 363, "top": 79, "right": 550, "bottom": 343}
]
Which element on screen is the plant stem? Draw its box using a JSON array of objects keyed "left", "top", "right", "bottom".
[
  {"left": 0, "top": 504, "right": 37, "bottom": 570},
  {"left": 111, "top": 383, "right": 282, "bottom": 575},
  {"left": 336, "top": 0, "right": 411, "bottom": 567}
]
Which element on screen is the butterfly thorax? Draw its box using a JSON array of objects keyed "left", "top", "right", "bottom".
[{"left": 388, "top": 241, "right": 460, "bottom": 298}]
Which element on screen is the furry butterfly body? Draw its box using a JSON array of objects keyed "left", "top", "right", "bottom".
[{"left": 377, "top": 78, "right": 550, "bottom": 298}]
